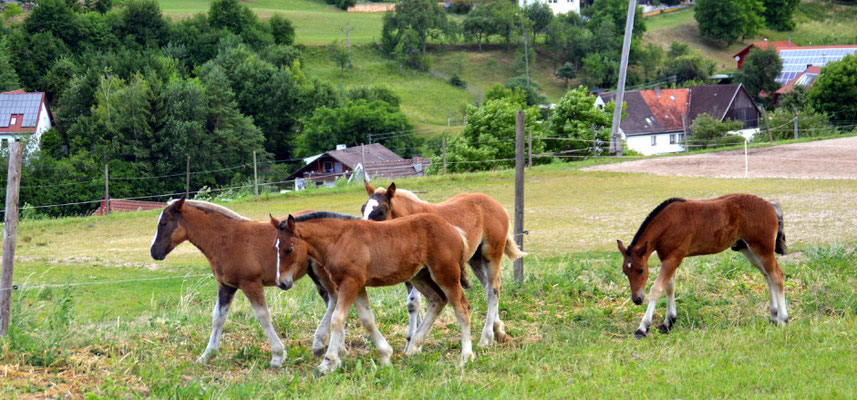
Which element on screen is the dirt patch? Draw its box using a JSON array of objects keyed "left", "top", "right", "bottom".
[{"left": 583, "top": 137, "right": 857, "bottom": 179}]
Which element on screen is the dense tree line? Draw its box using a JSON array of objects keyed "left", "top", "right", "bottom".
[{"left": 0, "top": 0, "right": 415, "bottom": 216}]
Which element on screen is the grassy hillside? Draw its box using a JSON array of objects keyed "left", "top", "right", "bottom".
[
  {"left": 2, "top": 163, "right": 857, "bottom": 397},
  {"left": 158, "top": 0, "right": 384, "bottom": 45},
  {"left": 643, "top": 1, "right": 857, "bottom": 74}
]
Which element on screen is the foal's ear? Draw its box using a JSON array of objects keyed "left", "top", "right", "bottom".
[
  {"left": 286, "top": 214, "right": 297, "bottom": 233},
  {"left": 364, "top": 181, "right": 375, "bottom": 195},
  {"left": 173, "top": 196, "right": 186, "bottom": 211},
  {"left": 386, "top": 182, "right": 396, "bottom": 200},
  {"left": 269, "top": 214, "right": 281, "bottom": 230},
  {"left": 616, "top": 239, "right": 627, "bottom": 254}
]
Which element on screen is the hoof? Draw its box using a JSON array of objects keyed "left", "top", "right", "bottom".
[
  {"left": 458, "top": 351, "right": 474, "bottom": 367},
  {"left": 478, "top": 331, "right": 494, "bottom": 348},
  {"left": 317, "top": 356, "right": 341, "bottom": 375},
  {"left": 494, "top": 331, "right": 508, "bottom": 344},
  {"left": 312, "top": 346, "right": 326, "bottom": 358},
  {"left": 270, "top": 360, "right": 282, "bottom": 369},
  {"left": 404, "top": 345, "right": 422, "bottom": 357},
  {"left": 634, "top": 329, "right": 647, "bottom": 339},
  {"left": 657, "top": 324, "right": 671, "bottom": 335}
]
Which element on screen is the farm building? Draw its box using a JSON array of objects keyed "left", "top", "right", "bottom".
[
  {"left": 734, "top": 40, "right": 857, "bottom": 85},
  {"left": 287, "top": 143, "right": 431, "bottom": 190},
  {"left": 596, "top": 84, "right": 760, "bottom": 155},
  {"left": 518, "top": 0, "right": 580, "bottom": 15},
  {"left": 0, "top": 90, "right": 52, "bottom": 151}
]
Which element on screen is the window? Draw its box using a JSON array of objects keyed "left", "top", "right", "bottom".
[
  {"left": 678, "top": 133, "right": 685, "bottom": 142},
  {"left": 10, "top": 117, "right": 16, "bottom": 126},
  {"left": 323, "top": 161, "right": 333, "bottom": 172},
  {"left": 651, "top": 136, "right": 657, "bottom": 146},
  {"left": 669, "top": 134, "right": 676, "bottom": 144}
]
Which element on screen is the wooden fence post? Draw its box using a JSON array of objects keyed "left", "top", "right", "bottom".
[
  {"left": 104, "top": 162, "right": 110, "bottom": 216},
  {"left": 185, "top": 156, "right": 190, "bottom": 198},
  {"left": 442, "top": 137, "right": 447, "bottom": 175},
  {"left": 513, "top": 111, "right": 525, "bottom": 283},
  {"left": 794, "top": 113, "right": 799, "bottom": 139},
  {"left": 527, "top": 130, "right": 533, "bottom": 167},
  {"left": 253, "top": 151, "right": 259, "bottom": 197},
  {"left": 682, "top": 114, "right": 689, "bottom": 153},
  {"left": 0, "top": 142, "right": 24, "bottom": 337},
  {"left": 592, "top": 124, "right": 598, "bottom": 161},
  {"left": 361, "top": 143, "right": 367, "bottom": 181},
  {"left": 761, "top": 108, "right": 773, "bottom": 143}
]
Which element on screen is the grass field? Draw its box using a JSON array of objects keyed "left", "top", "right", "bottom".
[
  {"left": 2, "top": 162, "right": 857, "bottom": 398},
  {"left": 158, "top": 0, "right": 384, "bottom": 45}
]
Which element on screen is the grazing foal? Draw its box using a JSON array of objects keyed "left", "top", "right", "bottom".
[
  {"left": 150, "top": 197, "right": 331, "bottom": 367},
  {"left": 617, "top": 194, "right": 788, "bottom": 338},
  {"left": 271, "top": 211, "right": 474, "bottom": 375},
  {"left": 361, "top": 182, "right": 524, "bottom": 348}
]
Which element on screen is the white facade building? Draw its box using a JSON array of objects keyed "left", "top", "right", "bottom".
[{"left": 519, "top": 0, "right": 580, "bottom": 15}]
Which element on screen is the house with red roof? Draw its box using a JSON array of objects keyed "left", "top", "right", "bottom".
[
  {"left": 0, "top": 90, "right": 53, "bottom": 150},
  {"left": 596, "top": 84, "right": 760, "bottom": 155}
]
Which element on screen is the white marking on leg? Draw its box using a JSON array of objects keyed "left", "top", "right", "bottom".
[
  {"left": 251, "top": 302, "right": 285, "bottom": 368},
  {"left": 313, "top": 293, "right": 337, "bottom": 356},
  {"left": 199, "top": 298, "right": 230, "bottom": 363},
  {"left": 405, "top": 286, "right": 421, "bottom": 352},
  {"left": 638, "top": 298, "right": 658, "bottom": 332},
  {"left": 355, "top": 291, "right": 393, "bottom": 365},
  {"left": 319, "top": 308, "right": 346, "bottom": 374},
  {"left": 776, "top": 286, "right": 789, "bottom": 325},
  {"left": 362, "top": 199, "right": 378, "bottom": 220},
  {"left": 406, "top": 297, "right": 444, "bottom": 356}
]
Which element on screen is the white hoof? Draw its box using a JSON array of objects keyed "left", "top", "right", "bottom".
[
  {"left": 317, "top": 355, "right": 341, "bottom": 375},
  {"left": 478, "top": 329, "right": 494, "bottom": 348},
  {"left": 458, "top": 351, "right": 474, "bottom": 367},
  {"left": 404, "top": 345, "right": 422, "bottom": 357},
  {"left": 197, "top": 352, "right": 213, "bottom": 365}
]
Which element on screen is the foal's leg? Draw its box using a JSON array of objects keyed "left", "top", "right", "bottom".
[
  {"left": 243, "top": 282, "right": 286, "bottom": 368},
  {"left": 478, "top": 246, "right": 508, "bottom": 347},
  {"left": 657, "top": 275, "right": 678, "bottom": 334},
  {"left": 636, "top": 258, "right": 681, "bottom": 339},
  {"left": 436, "top": 276, "right": 474, "bottom": 366},
  {"left": 319, "top": 278, "right": 359, "bottom": 375},
  {"left": 313, "top": 290, "right": 338, "bottom": 357},
  {"left": 354, "top": 288, "right": 394, "bottom": 365},
  {"left": 198, "top": 283, "right": 238, "bottom": 364},
  {"left": 404, "top": 281, "right": 422, "bottom": 352},
  {"left": 405, "top": 275, "right": 447, "bottom": 356},
  {"left": 740, "top": 248, "right": 779, "bottom": 322},
  {"left": 758, "top": 251, "right": 789, "bottom": 325}
]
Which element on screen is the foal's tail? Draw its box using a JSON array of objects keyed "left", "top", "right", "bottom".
[
  {"left": 769, "top": 200, "right": 788, "bottom": 255},
  {"left": 454, "top": 226, "right": 472, "bottom": 290},
  {"left": 504, "top": 228, "right": 527, "bottom": 260}
]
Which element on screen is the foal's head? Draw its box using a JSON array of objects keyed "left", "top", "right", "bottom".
[
  {"left": 269, "top": 214, "right": 307, "bottom": 291},
  {"left": 617, "top": 240, "right": 650, "bottom": 305},
  {"left": 150, "top": 197, "right": 189, "bottom": 260},
  {"left": 361, "top": 181, "right": 396, "bottom": 221}
]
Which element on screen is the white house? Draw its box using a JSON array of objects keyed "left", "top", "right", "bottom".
[
  {"left": 519, "top": 0, "right": 580, "bottom": 15},
  {"left": 0, "top": 90, "right": 52, "bottom": 152}
]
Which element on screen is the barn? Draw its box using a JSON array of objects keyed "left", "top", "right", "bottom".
[{"left": 287, "top": 143, "right": 431, "bottom": 190}]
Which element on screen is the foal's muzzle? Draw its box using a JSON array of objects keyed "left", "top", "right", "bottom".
[
  {"left": 278, "top": 280, "right": 293, "bottom": 291},
  {"left": 632, "top": 295, "right": 644, "bottom": 305}
]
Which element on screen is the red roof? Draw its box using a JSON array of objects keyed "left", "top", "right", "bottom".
[{"left": 639, "top": 88, "right": 688, "bottom": 132}]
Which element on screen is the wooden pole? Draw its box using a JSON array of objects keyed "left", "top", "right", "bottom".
[
  {"left": 104, "top": 162, "right": 110, "bottom": 216},
  {"left": 794, "top": 113, "right": 798, "bottom": 139},
  {"left": 761, "top": 108, "right": 773, "bottom": 143},
  {"left": 527, "top": 130, "right": 533, "bottom": 167},
  {"left": 253, "top": 151, "right": 259, "bottom": 197},
  {"left": 513, "top": 111, "right": 525, "bottom": 283},
  {"left": 682, "top": 114, "right": 689, "bottom": 153},
  {"left": 592, "top": 124, "right": 598, "bottom": 161},
  {"left": 0, "top": 142, "right": 24, "bottom": 337},
  {"left": 185, "top": 156, "right": 190, "bottom": 198},
  {"left": 442, "top": 137, "right": 447, "bottom": 175}
]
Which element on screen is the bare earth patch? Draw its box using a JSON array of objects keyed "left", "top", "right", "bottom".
[{"left": 583, "top": 137, "right": 857, "bottom": 179}]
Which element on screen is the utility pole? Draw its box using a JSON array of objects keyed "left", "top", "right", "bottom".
[
  {"left": 682, "top": 114, "right": 689, "bottom": 153},
  {"left": 521, "top": 19, "right": 530, "bottom": 87},
  {"left": 0, "top": 143, "right": 23, "bottom": 337},
  {"left": 253, "top": 151, "right": 259, "bottom": 197},
  {"left": 104, "top": 162, "right": 110, "bottom": 216},
  {"left": 361, "top": 143, "right": 368, "bottom": 181},
  {"left": 609, "top": 0, "right": 637, "bottom": 157},
  {"left": 185, "top": 156, "right": 190, "bottom": 198}
]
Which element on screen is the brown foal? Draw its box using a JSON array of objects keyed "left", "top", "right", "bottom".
[
  {"left": 150, "top": 197, "right": 333, "bottom": 367},
  {"left": 617, "top": 194, "right": 788, "bottom": 339},
  {"left": 361, "top": 182, "right": 524, "bottom": 348},
  {"left": 271, "top": 211, "right": 474, "bottom": 375}
]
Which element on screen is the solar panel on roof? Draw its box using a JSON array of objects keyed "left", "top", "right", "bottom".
[{"left": 776, "top": 47, "right": 857, "bottom": 83}]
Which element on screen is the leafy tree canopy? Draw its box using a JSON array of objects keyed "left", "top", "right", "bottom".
[{"left": 809, "top": 54, "right": 857, "bottom": 122}]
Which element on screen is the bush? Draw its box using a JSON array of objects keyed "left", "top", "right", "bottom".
[
  {"left": 689, "top": 113, "right": 745, "bottom": 149},
  {"left": 449, "top": 74, "right": 467, "bottom": 88}
]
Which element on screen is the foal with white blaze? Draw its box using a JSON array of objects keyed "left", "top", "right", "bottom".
[{"left": 618, "top": 194, "right": 789, "bottom": 339}]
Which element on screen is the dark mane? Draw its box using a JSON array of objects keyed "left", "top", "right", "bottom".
[
  {"left": 628, "top": 198, "right": 686, "bottom": 253},
  {"left": 294, "top": 211, "right": 359, "bottom": 222}
]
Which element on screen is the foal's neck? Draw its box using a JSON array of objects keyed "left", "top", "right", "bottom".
[
  {"left": 296, "top": 220, "right": 349, "bottom": 262},
  {"left": 183, "top": 207, "right": 246, "bottom": 254},
  {"left": 393, "top": 196, "right": 433, "bottom": 217}
]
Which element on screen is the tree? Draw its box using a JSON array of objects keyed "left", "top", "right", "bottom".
[
  {"left": 547, "top": 86, "right": 616, "bottom": 156},
  {"left": 119, "top": 0, "right": 168, "bottom": 47},
  {"left": 2, "top": 3, "right": 23, "bottom": 21},
  {"left": 688, "top": 113, "right": 745, "bottom": 148},
  {"left": 585, "top": 0, "right": 646, "bottom": 39},
  {"left": 0, "top": 38, "right": 20, "bottom": 91},
  {"left": 381, "top": 0, "right": 449, "bottom": 56},
  {"left": 664, "top": 49, "right": 716, "bottom": 84},
  {"left": 764, "top": 107, "right": 835, "bottom": 140},
  {"left": 695, "top": 0, "right": 764, "bottom": 46},
  {"left": 762, "top": 0, "right": 799, "bottom": 31},
  {"left": 328, "top": 41, "right": 350, "bottom": 75},
  {"left": 23, "top": 0, "right": 82, "bottom": 49},
  {"left": 269, "top": 14, "right": 295, "bottom": 45},
  {"left": 209, "top": 0, "right": 255, "bottom": 35},
  {"left": 436, "top": 96, "right": 545, "bottom": 173},
  {"left": 638, "top": 42, "right": 664, "bottom": 81},
  {"left": 295, "top": 99, "right": 418, "bottom": 158},
  {"left": 525, "top": 2, "right": 553, "bottom": 44},
  {"left": 734, "top": 46, "right": 782, "bottom": 104},
  {"left": 779, "top": 85, "right": 810, "bottom": 113},
  {"left": 579, "top": 52, "right": 617, "bottom": 88},
  {"left": 505, "top": 75, "right": 545, "bottom": 106},
  {"left": 483, "top": 0, "right": 518, "bottom": 49},
  {"left": 556, "top": 62, "right": 576, "bottom": 89},
  {"left": 809, "top": 53, "right": 857, "bottom": 122},
  {"left": 463, "top": 5, "right": 493, "bottom": 52}
]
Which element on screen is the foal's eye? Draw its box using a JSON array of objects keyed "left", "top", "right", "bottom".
[
  {"left": 636, "top": 269, "right": 644, "bottom": 275},
  {"left": 285, "top": 247, "right": 293, "bottom": 255}
]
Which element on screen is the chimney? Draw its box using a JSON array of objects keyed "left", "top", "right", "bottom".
[
  {"left": 654, "top": 86, "right": 661, "bottom": 98},
  {"left": 336, "top": 144, "right": 347, "bottom": 150}
]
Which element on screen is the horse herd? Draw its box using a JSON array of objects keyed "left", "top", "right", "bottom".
[{"left": 150, "top": 182, "right": 789, "bottom": 374}]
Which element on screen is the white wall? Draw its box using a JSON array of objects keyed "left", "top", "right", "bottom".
[
  {"left": 626, "top": 133, "right": 686, "bottom": 156},
  {"left": 519, "top": 0, "right": 579, "bottom": 15}
]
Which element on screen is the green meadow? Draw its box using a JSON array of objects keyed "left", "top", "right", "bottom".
[{"left": 2, "top": 162, "right": 856, "bottom": 398}]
